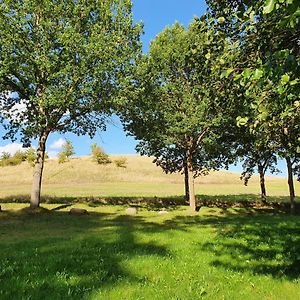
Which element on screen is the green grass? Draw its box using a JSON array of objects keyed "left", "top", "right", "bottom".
[{"left": 0, "top": 204, "right": 300, "bottom": 300}]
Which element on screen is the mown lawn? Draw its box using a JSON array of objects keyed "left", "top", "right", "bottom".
[{"left": 0, "top": 204, "right": 300, "bottom": 300}]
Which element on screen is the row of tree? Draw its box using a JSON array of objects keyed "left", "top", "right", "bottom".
[
  {"left": 121, "top": 0, "right": 300, "bottom": 212},
  {"left": 0, "top": 0, "right": 298, "bottom": 211}
]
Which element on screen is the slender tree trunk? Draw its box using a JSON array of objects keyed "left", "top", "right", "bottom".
[
  {"left": 30, "top": 131, "right": 49, "bottom": 209},
  {"left": 286, "top": 157, "right": 295, "bottom": 214},
  {"left": 187, "top": 149, "right": 196, "bottom": 212},
  {"left": 258, "top": 165, "right": 267, "bottom": 201},
  {"left": 183, "top": 159, "right": 189, "bottom": 202}
]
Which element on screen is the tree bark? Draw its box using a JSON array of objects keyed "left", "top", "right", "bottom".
[
  {"left": 30, "top": 130, "right": 49, "bottom": 209},
  {"left": 183, "top": 159, "right": 189, "bottom": 202},
  {"left": 258, "top": 165, "right": 267, "bottom": 201},
  {"left": 286, "top": 157, "right": 295, "bottom": 214},
  {"left": 187, "top": 149, "right": 196, "bottom": 212}
]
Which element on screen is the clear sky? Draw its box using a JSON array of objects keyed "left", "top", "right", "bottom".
[{"left": 0, "top": 0, "right": 288, "bottom": 177}]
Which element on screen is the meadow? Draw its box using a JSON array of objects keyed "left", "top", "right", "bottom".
[
  {"left": 0, "top": 155, "right": 298, "bottom": 201},
  {"left": 0, "top": 156, "right": 300, "bottom": 299}
]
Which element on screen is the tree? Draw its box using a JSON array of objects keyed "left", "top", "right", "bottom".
[
  {"left": 0, "top": 0, "right": 141, "bottom": 208},
  {"left": 121, "top": 18, "right": 241, "bottom": 211},
  {"left": 58, "top": 139, "right": 74, "bottom": 163},
  {"left": 58, "top": 140, "right": 74, "bottom": 164},
  {"left": 238, "top": 134, "right": 279, "bottom": 200},
  {"left": 208, "top": 0, "right": 300, "bottom": 212}
]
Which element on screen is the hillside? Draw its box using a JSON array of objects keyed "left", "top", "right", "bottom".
[{"left": 0, "top": 155, "right": 298, "bottom": 199}]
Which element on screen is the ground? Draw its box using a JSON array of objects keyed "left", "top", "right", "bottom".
[
  {"left": 0, "top": 156, "right": 299, "bottom": 299},
  {"left": 0, "top": 204, "right": 300, "bottom": 300}
]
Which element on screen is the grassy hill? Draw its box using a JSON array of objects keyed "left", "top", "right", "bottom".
[{"left": 0, "top": 155, "right": 298, "bottom": 201}]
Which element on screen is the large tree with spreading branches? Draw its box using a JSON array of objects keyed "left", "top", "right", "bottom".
[{"left": 0, "top": 0, "right": 141, "bottom": 208}]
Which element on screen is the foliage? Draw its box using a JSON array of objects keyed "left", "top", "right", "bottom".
[
  {"left": 58, "top": 139, "right": 75, "bottom": 163},
  {"left": 207, "top": 0, "right": 300, "bottom": 210},
  {"left": 1, "top": 151, "right": 11, "bottom": 160},
  {"left": 121, "top": 17, "right": 242, "bottom": 209},
  {"left": 114, "top": 157, "right": 127, "bottom": 168},
  {"left": 0, "top": 0, "right": 142, "bottom": 207},
  {"left": 0, "top": 0, "right": 142, "bottom": 144},
  {"left": 0, "top": 154, "right": 22, "bottom": 166},
  {"left": 0, "top": 149, "right": 28, "bottom": 166},
  {"left": 91, "top": 143, "right": 111, "bottom": 165},
  {"left": 58, "top": 152, "right": 67, "bottom": 164},
  {"left": 25, "top": 147, "right": 37, "bottom": 166},
  {"left": 62, "top": 140, "right": 75, "bottom": 159}
]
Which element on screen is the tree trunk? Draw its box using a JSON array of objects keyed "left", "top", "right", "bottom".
[
  {"left": 187, "top": 149, "right": 196, "bottom": 212},
  {"left": 286, "top": 157, "right": 295, "bottom": 214},
  {"left": 30, "top": 131, "right": 49, "bottom": 209},
  {"left": 258, "top": 165, "right": 267, "bottom": 201},
  {"left": 184, "top": 159, "right": 189, "bottom": 202}
]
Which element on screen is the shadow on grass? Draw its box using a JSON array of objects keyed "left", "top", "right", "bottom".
[
  {"left": 1, "top": 193, "right": 299, "bottom": 211},
  {"left": 0, "top": 210, "right": 172, "bottom": 299},
  {"left": 1, "top": 206, "right": 300, "bottom": 299},
  {"left": 162, "top": 211, "right": 300, "bottom": 279}
]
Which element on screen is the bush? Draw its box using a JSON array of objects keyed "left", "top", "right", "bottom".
[
  {"left": 114, "top": 157, "right": 127, "bottom": 168},
  {"left": 91, "top": 144, "right": 111, "bottom": 165},
  {"left": 58, "top": 152, "right": 67, "bottom": 164},
  {"left": 0, "top": 155, "right": 23, "bottom": 167},
  {"left": 14, "top": 150, "right": 27, "bottom": 162},
  {"left": 0, "top": 151, "right": 25, "bottom": 167},
  {"left": 1, "top": 152, "right": 11, "bottom": 160},
  {"left": 25, "top": 148, "right": 37, "bottom": 166}
]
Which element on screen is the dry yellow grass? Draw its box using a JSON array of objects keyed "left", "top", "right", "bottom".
[{"left": 0, "top": 155, "right": 298, "bottom": 199}]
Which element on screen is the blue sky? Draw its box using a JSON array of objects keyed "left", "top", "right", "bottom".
[{"left": 0, "top": 0, "right": 288, "bottom": 177}]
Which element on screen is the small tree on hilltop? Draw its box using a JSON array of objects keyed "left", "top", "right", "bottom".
[{"left": 58, "top": 140, "right": 74, "bottom": 163}]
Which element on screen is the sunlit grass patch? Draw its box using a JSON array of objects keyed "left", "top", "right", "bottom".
[{"left": 0, "top": 204, "right": 299, "bottom": 299}]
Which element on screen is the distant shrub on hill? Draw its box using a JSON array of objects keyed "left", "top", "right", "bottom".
[
  {"left": 114, "top": 157, "right": 127, "bottom": 168},
  {"left": 0, "top": 148, "right": 49, "bottom": 167},
  {"left": 0, "top": 150, "right": 25, "bottom": 167},
  {"left": 91, "top": 144, "right": 111, "bottom": 165},
  {"left": 25, "top": 148, "right": 37, "bottom": 167}
]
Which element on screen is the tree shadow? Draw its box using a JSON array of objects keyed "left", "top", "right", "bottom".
[
  {"left": 0, "top": 210, "right": 172, "bottom": 299},
  {"left": 1, "top": 193, "right": 299, "bottom": 212},
  {"left": 164, "top": 211, "right": 300, "bottom": 279}
]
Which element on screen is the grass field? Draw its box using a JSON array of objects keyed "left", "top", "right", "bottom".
[
  {"left": 0, "top": 204, "right": 300, "bottom": 300},
  {"left": 1, "top": 156, "right": 300, "bottom": 299},
  {"left": 0, "top": 155, "right": 299, "bottom": 202}
]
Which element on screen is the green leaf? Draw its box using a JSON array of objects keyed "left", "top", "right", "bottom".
[
  {"left": 290, "top": 79, "right": 299, "bottom": 85},
  {"left": 222, "top": 68, "right": 234, "bottom": 78},
  {"left": 242, "top": 68, "right": 251, "bottom": 79},
  {"left": 205, "top": 53, "right": 211, "bottom": 60},
  {"left": 263, "top": 0, "right": 276, "bottom": 14},
  {"left": 236, "top": 116, "right": 249, "bottom": 127},
  {"left": 281, "top": 74, "right": 290, "bottom": 84},
  {"left": 252, "top": 69, "right": 263, "bottom": 80}
]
